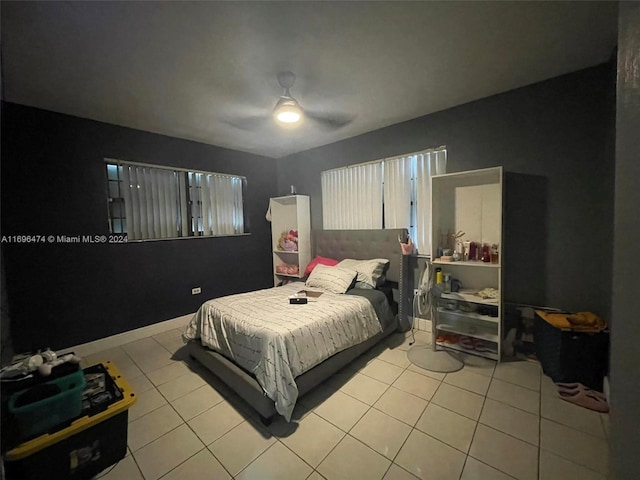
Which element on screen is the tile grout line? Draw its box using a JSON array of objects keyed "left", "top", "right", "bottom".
[
  {"left": 138, "top": 335, "right": 403, "bottom": 477},
  {"left": 130, "top": 380, "right": 231, "bottom": 476},
  {"left": 429, "top": 386, "right": 486, "bottom": 422},
  {"left": 128, "top": 404, "right": 185, "bottom": 454},
  {"left": 125, "top": 354, "right": 186, "bottom": 423},
  {"left": 128, "top": 448, "right": 146, "bottom": 480},
  {"left": 388, "top": 374, "right": 474, "bottom": 479},
  {"left": 357, "top": 342, "right": 459, "bottom": 478},
  {"left": 484, "top": 387, "right": 539, "bottom": 414},
  {"left": 236, "top": 386, "right": 355, "bottom": 478},
  {"left": 467, "top": 423, "right": 541, "bottom": 479},
  {"left": 304, "top": 358, "right": 411, "bottom": 479},
  {"left": 464, "top": 456, "right": 519, "bottom": 480},
  {"left": 153, "top": 446, "right": 229, "bottom": 480},
  {"left": 342, "top": 432, "right": 397, "bottom": 479},
  {"left": 121, "top": 348, "right": 173, "bottom": 425},
  {"left": 184, "top": 415, "right": 238, "bottom": 479},
  {"left": 131, "top": 423, "right": 202, "bottom": 479},
  {"left": 393, "top": 375, "right": 467, "bottom": 477},
  {"left": 273, "top": 436, "right": 325, "bottom": 477},
  {"left": 474, "top": 405, "right": 540, "bottom": 449},
  {"left": 537, "top": 370, "right": 542, "bottom": 480},
  {"left": 206, "top": 438, "right": 244, "bottom": 480},
  {"left": 348, "top": 361, "right": 413, "bottom": 479},
  {"left": 539, "top": 374, "right": 611, "bottom": 476},
  {"left": 460, "top": 366, "right": 491, "bottom": 480},
  {"left": 101, "top": 331, "right": 604, "bottom": 479},
  {"left": 537, "top": 443, "right": 610, "bottom": 477},
  {"left": 539, "top": 411, "right": 609, "bottom": 440},
  {"left": 464, "top": 394, "right": 536, "bottom": 480}
]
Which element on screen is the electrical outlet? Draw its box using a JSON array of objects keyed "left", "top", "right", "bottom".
[{"left": 191, "top": 287, "right": 201, "bottom": 295}]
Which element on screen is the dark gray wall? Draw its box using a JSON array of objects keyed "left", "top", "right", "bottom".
[
  {"left": 277, "top": 64, "right": 616, "bottom": 318},
  {"left": 610, "top": 4, "right": 640, "bottom": 479},
  {"left": 1, "top": 103, "right": 277, "bottom": 351}
]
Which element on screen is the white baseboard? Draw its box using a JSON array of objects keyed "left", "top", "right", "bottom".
[
  {"left": 60, "top": 313, "right": 194, "bottom": 358},
  {"left": 409, "top": 316, "right": 432, "bottom": 332}
]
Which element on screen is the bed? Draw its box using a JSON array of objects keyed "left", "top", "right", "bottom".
[{"left": 184, "top": 228, "right": 409, "bottom": 424}]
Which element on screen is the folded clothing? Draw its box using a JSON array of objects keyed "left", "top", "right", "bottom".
[
  {"left": 535, "top": 310, "right": 607, "bottom": 332},
  {"left": 476, "top": 287, "right": 499, "bottom": 300}
]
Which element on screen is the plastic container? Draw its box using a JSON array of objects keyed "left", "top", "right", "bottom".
[
  {"left": 5, "top": 361, "right": 136, "bottom": 480},
  {"left": 442, "top": 273, "right": 452, "bottom": 293},
  {"left": 534, "top": 313, "right": 609, "bottom": 391},
  {"left": 8, "top": 369, "right": 86, "bottom": 440},
  {"left": 443, "top": 299, "right": 458, "bottom": 311},
  {"left": 458, "top": 302, "right": 478, "bottom": 313}
]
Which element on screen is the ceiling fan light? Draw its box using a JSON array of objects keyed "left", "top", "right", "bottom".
[
  {"left": 276, "top": 109, "right": 301, "bottom": 123},
  {"left": 274, "top": 98, "right": 303, "bottom": 124}
]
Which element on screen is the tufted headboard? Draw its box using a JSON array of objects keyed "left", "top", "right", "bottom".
[{"left": 311, "top": 229, "right": 409, "bottom": 283}]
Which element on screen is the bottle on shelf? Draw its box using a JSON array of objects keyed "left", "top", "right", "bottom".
[
  {"left": 463, "top": 241, "right": 470, "bottom": 261},
  {"left": 481, "top": 243, "right": 491, "bottom": 262},
  {"left": 442, "top": 273, "right": 451, "bottom": 293},
  {"left": 491, "top": 244, "right": 499, "bottom": 264},
  {"left": 469, "top": 241, "right": 477, "bottom": 261}
]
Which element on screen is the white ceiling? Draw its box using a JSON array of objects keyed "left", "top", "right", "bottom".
[{"left": 1, "top": 1, "right": 618, "bottom": 159}]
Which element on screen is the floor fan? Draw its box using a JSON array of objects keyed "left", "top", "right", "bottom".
[{"left": 407, "top": 260, "right": 464, "bottom": 373}]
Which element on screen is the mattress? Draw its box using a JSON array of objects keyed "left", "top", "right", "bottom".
[{"left": 183, "top": 281, "right": 393, "bottom": 420}]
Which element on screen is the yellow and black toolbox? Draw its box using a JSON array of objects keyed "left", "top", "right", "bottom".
[{"left": 2, "top": 361, "right": 136, "bottom": 480}]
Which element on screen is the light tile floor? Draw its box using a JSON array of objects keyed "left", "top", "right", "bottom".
[{"left": 86, "top": 329, "right": 609, "bottom": 480}]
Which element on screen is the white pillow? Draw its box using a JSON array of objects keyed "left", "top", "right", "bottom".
[
  {"left": 305, "top": 264, "right": 357, "bottom": 294},
  {"left": 336, "top": 258, "right": 390, "bottom": 288}
]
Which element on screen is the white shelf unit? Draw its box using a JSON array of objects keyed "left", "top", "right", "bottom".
[
  {"left": 270, "top": 195, "right": 311, "bottom": 286},
  {"left": 431, "top": 167, "right": 503, "bottom": 361}
]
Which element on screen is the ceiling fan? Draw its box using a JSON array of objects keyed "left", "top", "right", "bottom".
[
  {"left": 273, "top": 71, "right": 304, "bottom": 125},
  {"left": 228, "top": 71, "right": 355, "bottom": 131}
]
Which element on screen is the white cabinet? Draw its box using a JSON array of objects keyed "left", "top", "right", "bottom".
[
  {"left": 270, "top": 195, "right": 311, "bottom": 286},
  {"left": 431, "top": 167, "right": 503, "bottom": 360}
]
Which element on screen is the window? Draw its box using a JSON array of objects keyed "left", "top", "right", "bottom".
[
  {"left": 105, "top": 159, "right": 247, "bottom": 241},
  {"left": 321, "top": 161, "right": 383, "bottom": 229},
  {"left": 321, "top": 146, "right": 447, "bottom": 254}
]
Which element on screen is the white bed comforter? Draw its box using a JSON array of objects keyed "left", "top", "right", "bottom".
[{"left": 183, "top": 282, "right": 382, "bottom": 421}]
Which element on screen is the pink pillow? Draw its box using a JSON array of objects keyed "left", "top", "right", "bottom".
[{"left": 304, "top": 256, "right": 339, "bottom": 277}]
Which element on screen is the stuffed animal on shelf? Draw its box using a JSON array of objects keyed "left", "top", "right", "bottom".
[
  {"left": 278, "top": 230, "right": 299, "bottom": 251},
  {"left": 275, "top": 263, "right": 299, "bottom": 275}
]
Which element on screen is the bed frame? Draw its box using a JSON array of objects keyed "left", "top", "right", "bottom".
[{"left": 186, "top": 228, "right": 409, "bottom": 424}]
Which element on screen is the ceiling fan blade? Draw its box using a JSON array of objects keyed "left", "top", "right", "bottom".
[
  {"left": 224, "top": 114, "right": 271, "bottom": 131},
  {"left": 305, "top": 110, "right": 355, "bottom": 130}
]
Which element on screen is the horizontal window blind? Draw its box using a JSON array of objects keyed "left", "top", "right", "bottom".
[
  {"left": 321, "top": 162, "right": 383, "bottom": 229},
  {"left": 106, "top": 160, "right": 246, "bottom": 241},
  {"left": 321, "top": 146, "right": 447, "bottom": 255}
]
